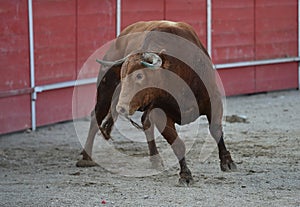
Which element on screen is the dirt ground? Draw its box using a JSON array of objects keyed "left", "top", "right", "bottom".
[{"left": 1, "top": 90, "right": 300, "bottom": 207}]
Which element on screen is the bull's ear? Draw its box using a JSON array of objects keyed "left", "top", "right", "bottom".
[
  {"left": 141, "top": 52, "right": 162, "bottom": 69},
  {"left": 159, "top": 49, "right": 166, "bottom": 55},
  {"left": 141, "top": 61, "right": 157, "bottom": 69}
]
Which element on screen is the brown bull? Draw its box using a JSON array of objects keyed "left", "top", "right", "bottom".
[{"left": 77, "top": 21, "right": 236, "bottom": 185}]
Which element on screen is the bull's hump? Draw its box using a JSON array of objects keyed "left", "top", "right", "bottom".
[
  {"left": 136, "top": 20, "right": 178, "bottom": 26},
  {"left": 119, "top": 21, "right": 198, "bottom": 39},
  {"left": 124, "top": 20, "right": 182, "bottom": 33},
  {"left": 160, "top": 20, "right": 178, "bottom": 26}
]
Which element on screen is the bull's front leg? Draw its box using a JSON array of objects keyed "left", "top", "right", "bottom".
[
  {"left": 76, "top": 96, "right": 116, "bottom": 167},
  {"left": 141, "top": 110, "right": 164, "bottom": 170},
  {"left": 169, "top": 135, "right": 193, "bottom": 186},
  {"left": 99, "top": 111, "right": 115, "bottom": 140},
  {"left": 157, "top": 115, "right": 194, "bottom": 186}
]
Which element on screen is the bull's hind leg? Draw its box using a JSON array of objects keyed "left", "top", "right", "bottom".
[
  {"left": 207, "top": 98, "right": 237, "bottom": 171},
  {"left": 76, "top": 110, "right": 99, "bottom": 167},
  {"left": 141, "top": 111, "right": 164, "bottom": 170}
]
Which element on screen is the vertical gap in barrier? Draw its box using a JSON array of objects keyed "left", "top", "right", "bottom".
[
  {"left": 253, "top": 0, "right": 257, "bottom": 91},
  {"left": 206, "top": 0, "right": 212, "bottom": 57},
  {"left": 75, "top": 0, "right": 78, "bottom": 75},
  {"left": 75, "top": 0, "right": 79, "bottom": 118},
  {"left": 163, "top": 0, "right": 166, "bottom": 20},
  {"left": 298, "top": 0, "right": 300, "bottom": 89},
  {"left": 116, "top": 0, "right": 121, "bottom": 37},
  {"left": 28, "top": 0, "right": 36, "bottom": 131}
]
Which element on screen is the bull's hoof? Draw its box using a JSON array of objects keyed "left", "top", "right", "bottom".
[
  {"left": 221, "top": 161, "right": 237, "bottom": 172},
  {"left": 220, "top": 151, "right": 237, "bottom": 172},
  {"left": 150, "top": 155, "right": 164, "bottom": 171},
  {"left": 76, "top": 159, "right": 98, "bottom": 168},
  {"left": 178, "top": 175, "right": 194, "bottom": 187},
  {"left": 99, "top": 127, "right": 111, "bottom": 140},
  {"left": 178, "top": 170, "right": 194, "bottom": 187}
]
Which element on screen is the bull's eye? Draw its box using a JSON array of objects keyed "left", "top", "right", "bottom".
[{"left": 136, "top": 73, "right": 143, "bottom": 80}]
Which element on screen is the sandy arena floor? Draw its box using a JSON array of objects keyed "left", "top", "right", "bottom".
[{"left": 0, "top": 90, "right": 299, "bottom": 207}]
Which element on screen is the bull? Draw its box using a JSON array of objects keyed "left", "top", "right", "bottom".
[{"left": 76, "top": 21, "right": 236, "bottom": 185}]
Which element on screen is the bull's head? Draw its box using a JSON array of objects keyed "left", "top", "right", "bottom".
[{"left": 97, "top": 52, "right": 164, "bottom": 117}]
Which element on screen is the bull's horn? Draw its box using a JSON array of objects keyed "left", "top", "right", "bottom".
[
  {"left": 96, "top": 56, "right": 127, "bottom": 67},
  {"left": 141, "top": 52, "right": 162, "bottom": 69}
]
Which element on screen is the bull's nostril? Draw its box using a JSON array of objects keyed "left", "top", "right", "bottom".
[
  {"left": 117, "top": 106, "right": 127, "bottom": 115},
  {"left": 119, "top": 107, "right": 126, "bottom": 114}
]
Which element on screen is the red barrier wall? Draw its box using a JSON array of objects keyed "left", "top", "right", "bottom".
[
  {"left": 213, "top": 0, "right": 298, "bottom": 95},
  {"left": 0, "top": 0, "right": 31, "bottom": 133},
  {"left": 0, "top": 0, "right": 298, "bottom": 134}
]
